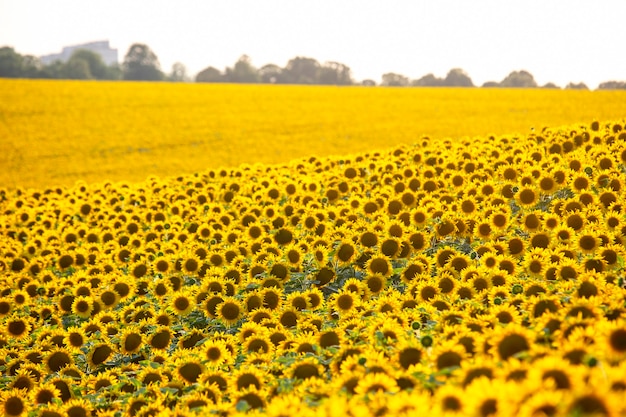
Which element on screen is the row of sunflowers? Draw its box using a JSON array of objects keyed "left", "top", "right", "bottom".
[
  {"left": 1, "top": 118, "right": 626, "bottom": 416},
  {"left": 3, "top": 79, "right": 626, "bottom": 189}
]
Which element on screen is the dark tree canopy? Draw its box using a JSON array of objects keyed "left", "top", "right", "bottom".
[
  {"left": 444, "top": 68, "right": 474, "bottom": 87},
  {"left": 598, "top": 81, "right": 626, "bottom": 90},
  {"left": 0, "top": 46, "right": 39, "bottom": 78},
  {"left": 123, "top": 43, "right": 163, "bottom": 81},
  {"left": 412, "top": 73, "right": 443, "bottom": 87},
  {"left": 318, "top": 61, "right": 353, "bottom": 85},
  {"left": 195, "top": 66, "right": 223, "bottom": 83},
  {"left": 381, "top": 72, "right": 409, "bottom": 86},
  {"left": 284, "top": 57, "right": 320, "bottom": 84},
  {"left": 565, "top": 82, "right": 589, "bottom": 90},
  {"left": 259, "top": 64, "right": 284, "bottom": 84},
  {"left": 168, "top": 62, "right": 188, "bottom": 82},
  {"left": 225, "top": 55, "right": 259, "bottom": 83},
  {"left": 1, "top": 43, "right": 618, "bottom": 89},
  {"left": 65, "top": 49, "right": 110, "bottom": 79},
  {"left": 500, "top": 70, "right": 537, "bottom": 88}
]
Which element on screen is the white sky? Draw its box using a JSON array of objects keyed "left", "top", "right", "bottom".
[{"left": 1, "top": 0, "right": 624, "bottom": 88}]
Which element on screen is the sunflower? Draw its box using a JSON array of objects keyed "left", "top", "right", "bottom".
[
  {"left": 284, "top": 244, "right": 304, "bottom": 267},
  {"left": 288, "top": 357, "right": 325, "bottom": 381},
  {"left": 4, "top": 316, "right": 31, "bottom": 340},
  {"left": 529, "top": 356, "right": 583, "bottom": 392},
  {"left": 334, "top": 240, "right": 357, "bottom": 266},
  {"left": 490, "top": 303, "right": 522, "bottom": 325},
  {"left": 148, "top": 326, "right": 173, "bottom": 351},
  {"left": 262, "top": 287, "right": 283, "bottom": 310},
  {"left": 279, "top": 307, "right": 301, "bottom": 329},
  {"left": 516, "top": 390, "right": 566, "bottom": 417},
  {"left": 491, "top": 325, "right": 533, "bottom": 361},
  {"left": 63, "top": 398, "right": 93, "bottom": 417},
  {"left": 464, "top": 376, "right": 521, "bottom": 417},
  {"left": 354, "top": 372, "right": 399, "bottom": 396},
  {"left": 566, "top": 390, "right": 621, "bottom": 417},
  {"left": 364, "top": 273, "right": 388, "bottom": 295},
  {"left": 234, "top": 387, "right": 267, "bottom": 411},
  {"left": 318, "top": 328, "right": 343, "bottom": 349},
  {"left": 152, "top": 257, "right": 171, "bottom": 274},
  {"left": 556, "top": 258, "right": 581, "bottom": 281},
  {"left": 174, "top": 354, "right": 205, "bottom": 384},
  {"left": 516, "top": 185, "right": 539, "bottom": 208},
  {"left": 529, "top": 231, "right": 551, "bottom": 249},
  {"left": 365, "top": 255, "right": 392, "bottom": 278},
  {"left": 244, "top": 332, "right": 274, "bottom": 355},
  {"left": 0, "top": 297, "right": 12, "bottom": 318},
  {"left": 396, "top": 343, "right": 424, "bottom": 371},
  {"left": 230, "top": 365, "right": 267, "bottom": 393},
  {"left": 9, "top": 368, "right": 36, "bottom": 392},
  {"left": 267, "top": 259, "right": 291, "bottom": 283},
  {"left": 576, "top": 230, "right": 601, "bottom": 254},
  {"left": 63, "top": 327, "right": 87, "bottom": 353},
  {"left": 168, "top": 290, "right": 196, "bottom": 316},
  {"left": 183, "top": 391, "right": 219, "bottom": 412},
  {"left": 203, "top": 339, "right": 232, "bottom": 368},
  {"left": 118, "top": 327, "right": 144, "bottom": 355},
  {"left": 45, "top": 347, "right": 73, "bottom": 373},
  {"left": 537, "top": 173, "right": 558, "bottom": 194},
  {"left": 475, "top": 220, "right": 493, "bottom": 239},
  {"left": 285, "top": 292, "right": 310, "bottom": 311},
  {"left": 215, "top": 297, "right": 243, "bottom": 326},
  {"left": 431, "top": 342, "right": 466, "bottom": 372},
  {"left": 30, "top": 381, "right": 61, "bottom": 405},
  {"left": 603, "top": 322, "right": 626, "bottom": 363},
  {"left": 1, "top": 388, "right": 28, "bottom": 417},
  {"left": 87, "top": 342, "right": 114, "bottom": 368},
  {"left": 331, "top": 290, "right": 359, "bottom": 315},
  {"left": 434, "top": 384, "right": 467, "bottom": 415}
]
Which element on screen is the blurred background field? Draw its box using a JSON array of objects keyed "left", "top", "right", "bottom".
[{"left": 2, "top": 78, "right": 626, "bottom": 190}]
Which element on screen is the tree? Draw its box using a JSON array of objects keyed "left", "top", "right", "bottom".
[
  {"left": 443, "top": 68, "right": 473, "bottom": 87},
  {"left": 318, "top": 61, "right": 353, "bottom": 85},
  {"left": 598, "top": 81, "right": 626, "bottom": 90},
  {"left": 412, "top": 73, "right": 443, "bottom": 87},
  {"left": 481, "top": 81, "right": 500, "bottom": 88},
  {"left": 361, "top": 79, "right": 376, "bottom": 86},
  {"left": 122, "top": 43, "right": 163, "bottom": 81},
  {"left": 381, "top": 72, "right": 409, "bottom": 86},
  {"left": 0, "top": 47, "right": 24, "bottom": 77},
  {"left": 67, "top": 49, "right": 108, "bottom": 79},
  {"left": 499, "top": 70, "right": 537, "bottom": 88},
  {"left": 541, "top": 82, "right": 560, "bottom": 89},
  {"left": 225, "top": 55, "right": 259, "bottom": 83},
  {"left": 565, "top": 82, "right": 588, "bottom": 90},
  {"left": 0, "top": 47, "right": 40, "bottom": 78},
  {"left": 168, "top": 62, "right": 188, "bottom": 82},
  {"left": 259, "top": 64, "right": 284, "bottom": 84},
  {"left": 64, "top": 57, "right": 92, "bottom": 79},
  {"left": 284, "top": 57, "right": 320, "bottom": 84},
  {"left": 195, "top": 66, "right": 223, "bottom": 82}
]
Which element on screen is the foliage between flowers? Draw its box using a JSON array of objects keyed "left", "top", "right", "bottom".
[{"left": 1, "top": 116, "right": 626, "bottom": 416}]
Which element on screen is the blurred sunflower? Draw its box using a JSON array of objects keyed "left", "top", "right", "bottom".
[
  {"left": 1, "top": 389, "right": 29, "bottom": 417},
  {"left": 354, "top": 372, "right": 399, "bottom": 396}
]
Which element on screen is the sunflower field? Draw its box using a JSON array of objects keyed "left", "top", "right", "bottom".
[{"left": 1, "top": 80, "right": 626, "bottom": 417}]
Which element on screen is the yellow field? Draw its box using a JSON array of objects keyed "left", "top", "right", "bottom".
[
  {"left": 2, "top": 79, "right": 626, "bottom": 189},
  {"left": 1, "top": 80, "right": 626, "bottom": 416}
]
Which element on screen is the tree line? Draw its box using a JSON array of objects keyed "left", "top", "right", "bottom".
[{"left": 1, "top": 43, "right": 625, "bottom": 90}]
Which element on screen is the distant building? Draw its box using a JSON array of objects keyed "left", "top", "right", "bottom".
[{"left": 40, "top": 40, "right": 118, "bottom": 66}]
